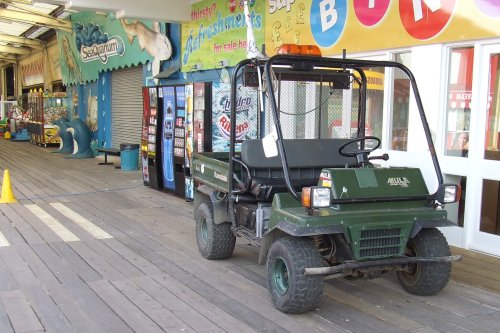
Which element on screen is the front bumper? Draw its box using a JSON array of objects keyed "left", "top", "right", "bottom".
[{"left": 304, "top": 255, "right": 462, "bottom": 276}]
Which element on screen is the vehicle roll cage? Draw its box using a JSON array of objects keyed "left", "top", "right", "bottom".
[{"left": 228, "top": 54, "right": 443, "bottom": 204}]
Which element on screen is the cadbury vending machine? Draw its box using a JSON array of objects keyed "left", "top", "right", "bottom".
[
  {"left": 184, "top": 83, "right": 212, "bottom": 200},
  {"left": 185, "top": 84, "right": 194, "bottom": 201},
  {"left": 173, "top": 86, "right": 186, "bottom": 197},
  {"left": 193, "top": 82, "right": 212, "bottom": 155},
  {"left": 141, "top": 87, "right": 162, "bottom": 189}
]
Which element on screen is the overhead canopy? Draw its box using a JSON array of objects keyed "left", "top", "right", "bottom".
[
  {"left": 41, "top": 0, "right": 191, "bottom": 22},
  {"left": 0, "top": 0, "right": 194, "bottom": 67},
  {"left": 0, "top": 0, "right": 73, "bottom": 67}
]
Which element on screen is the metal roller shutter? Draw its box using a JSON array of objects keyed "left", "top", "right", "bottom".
[{"left": 111, "top": 66, "right": 143, "bottom": 148}]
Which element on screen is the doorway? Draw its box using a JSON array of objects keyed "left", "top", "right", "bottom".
[{"left": 469, "top": 44, "right": 500, "bottom": 256}]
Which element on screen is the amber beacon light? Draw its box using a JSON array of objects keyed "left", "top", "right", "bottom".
[{"left": 277, "top": 44, "right": 322, "bottom": 56}]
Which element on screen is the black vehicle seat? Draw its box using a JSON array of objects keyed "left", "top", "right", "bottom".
[{"left": 240, "top": 139, "right": 357, "bottom": 200}]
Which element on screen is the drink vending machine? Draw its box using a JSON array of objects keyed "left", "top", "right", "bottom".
[
  {"left": 184, "top": 82, "right": 212, "bottom": 200},
  {"left": 160, "top": 86, "right": 180, "bottom": 194},
  {"left": 192, "top": 82, "right": 212, "bottom": 155},
  {"left": 141, "top": 87, "right": 162, "bottom": 189},
  {"left": 141, "top": 83, "right": 212, "bottom": 199}
]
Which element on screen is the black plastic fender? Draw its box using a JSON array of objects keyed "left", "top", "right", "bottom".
[
  {"left": 194, "top": 184, "right": 231, "bottom": 225},
  {"left": 409, "top": 219, "right": 456, "bottom": 238},
  {"left": 257, "top": 221, "right": 347, "bottom": 265}
]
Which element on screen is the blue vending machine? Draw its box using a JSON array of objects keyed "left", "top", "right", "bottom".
[
  {"left": 161, "top": 86, "right": 176, "bottom": 191},
  {"left": 160, "top": 85, "right": 187, "bottom": 197}
]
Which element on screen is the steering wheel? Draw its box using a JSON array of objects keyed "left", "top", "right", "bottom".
[{"left": 339, "top": 136, "right": 381, "bottom": 166}]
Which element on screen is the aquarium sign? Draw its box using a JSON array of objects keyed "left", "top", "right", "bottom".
[{"left": 75, "top": 22, "right": 125, "bottom": 64}]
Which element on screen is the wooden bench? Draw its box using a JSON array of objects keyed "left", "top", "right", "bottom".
[{"left": 97, "top": 147, "right": 120, "bottom": 165}]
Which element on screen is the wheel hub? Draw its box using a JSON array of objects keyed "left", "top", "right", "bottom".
[
  {"left": 200, "top": 217, "right": 208, "bottom": 245},
  {"left": 272, "top": 257, "right": 289, "bottom": 296}
]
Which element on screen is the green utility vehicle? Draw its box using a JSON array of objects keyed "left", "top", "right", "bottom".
[{"left": 192, "top": 49, "right": 462, "bottom": 313}]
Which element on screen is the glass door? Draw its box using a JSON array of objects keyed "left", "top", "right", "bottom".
[{"left": 469, "top": 44, "right": 500, "bottom": 256}]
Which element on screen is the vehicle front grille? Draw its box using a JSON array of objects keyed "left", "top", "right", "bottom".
[{"left": 358, "top": 228, "right": 402, "bottom": 259}]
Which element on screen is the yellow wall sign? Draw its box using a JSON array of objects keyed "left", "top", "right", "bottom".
[
  {"left": 354, "top": 70, "right": 385, "bottom": 91},
  {"left": 265, "top": 0, "right": 500, "bottom": 57},
  {"left": 182, "top": 0, "right": 265, "bottom": 72}
]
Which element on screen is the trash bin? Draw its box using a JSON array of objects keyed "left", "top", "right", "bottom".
[{"left": 120, "top": 143, "right": 140, "bottom": 171}]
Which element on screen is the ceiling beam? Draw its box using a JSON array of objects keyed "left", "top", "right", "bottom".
[
  {"left": 0, "top": 33, "right": 43, "bottom": 49},
  {"left": 0, "top": 8, "right": 72, "bottom": 33},
  {"left": 0, "top": 62, "right": 12, "bottom": 69},
  {"left": 4, "top": 1, "right": 34, "bottom": 4},
  {"left": 41, "top": 0, "right": 191, "bottom": 22},
  {"left": 0, "top": 53, "right": 17, "bottom": 61},
  {"left": 0, "top": 44, "right": 31, "bottom": 55},
  {"left": 0, "top": 58, "right": 16, "bottom": 65}
]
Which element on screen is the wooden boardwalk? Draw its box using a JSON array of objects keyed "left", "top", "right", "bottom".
[{"left": 1, "top": 139, "right": 500, "bottom": 333}]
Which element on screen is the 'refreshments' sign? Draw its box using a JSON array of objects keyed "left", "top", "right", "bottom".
[
  {"left": 182, "top": 0, "right": 265, "bottom": 72},
  {"left": 75, "top": 22, "right": 125, "bottom": 64}
]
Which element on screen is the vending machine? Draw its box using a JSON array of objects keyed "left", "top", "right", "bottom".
[
  {"left": 211, "top": 82, "right": 258, "bottom": 152},
  {"left": 184, "top": 82, "right": 213, "bottom": 200},
  {"left": 160, "top": 86, "right": 175, "bottom": 191},
  {"left": 185, "top": 84, "right": 194, "bottom": 201},
  {"left": 159, "top": 85, "right": 187, "bottom": 197},
  {"left": 193, "top": 82, "right": 212, "bottom": 154},
  {"left": 143, "top": 83, "right": 212, "bottom": 198},
  {"left": 141, "top": 87, "right": 163, "bottom": 189}
]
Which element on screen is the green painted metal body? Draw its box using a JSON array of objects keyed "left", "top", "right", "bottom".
[
  {"left": 192, "top": 152, "right": 449, "bottom": 261},
  {"left": 192, "top": 152, "right": 231, "bottom": 193},
  {"left": 267, "top": 168, "right": 447, "bottom": 261},
  {"left": 322, "top": 167, "right": 429, "bottom": 210}
]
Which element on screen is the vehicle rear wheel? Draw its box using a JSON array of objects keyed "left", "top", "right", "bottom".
[
  {"left": 267, "top": 236, "right": 324, "bottom": 313},
  {"left": 195, "top": 202, "right": 236, "bottom": 259},
  {"left": 397, "top": 228, "right": 451, "bottom": 295}
]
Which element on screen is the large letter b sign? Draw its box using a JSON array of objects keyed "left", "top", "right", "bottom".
[
  {"left": 320, "top": 0, "right": 337, "bottom": 32},
  {"left": 311, "top": 0, "right": 347, "bottom": 47}
]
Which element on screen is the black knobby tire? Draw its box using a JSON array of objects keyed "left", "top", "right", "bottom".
[
  {"left": 397, "top": 228, "right": 451, "bottom": 296},
  {"left": 266, "top": 236, "right": 324, "bottom": 313},
  {"left": 195, "top": 202, "right": 236, "bottom": 260}
]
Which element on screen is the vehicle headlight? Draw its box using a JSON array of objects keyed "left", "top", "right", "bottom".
[
  {"left": 302, "top": 186, "right": 331, "bottom": 208},
  {"left": 437, "top": 184, "right": 461, "bottom": 204}
]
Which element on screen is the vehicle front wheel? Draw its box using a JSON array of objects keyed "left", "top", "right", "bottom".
[
  {"left": 397, "top": 228, "right": 451, "bottom": 296},
  {"left": 195, "top": 202, "right": 236, "bottom": 260},
  {"left": 267, "top": 236, "right": 324, "bottom": 313}
]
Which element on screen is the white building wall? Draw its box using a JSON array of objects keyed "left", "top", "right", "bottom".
[{"left": 354, "top": 40, "right": 500, "bottom": 256}]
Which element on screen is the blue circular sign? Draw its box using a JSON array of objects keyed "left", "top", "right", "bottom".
[{"left": 310, "top": 0, "right": 347, "bottom": 47}]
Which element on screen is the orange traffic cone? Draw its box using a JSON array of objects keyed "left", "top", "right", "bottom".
[{"left": 0, "top": 169, "right": 17, "bottom": 203}]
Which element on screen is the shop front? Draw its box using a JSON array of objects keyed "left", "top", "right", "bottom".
[
  {"left": 455, "top": 44, "right": 500, "bottom": 256},
  {"left": 252, "top": 0, "right": 500, "bottom": 256},
  {"left": 56, "top": 12, "right": 174, "bottom": 154}
]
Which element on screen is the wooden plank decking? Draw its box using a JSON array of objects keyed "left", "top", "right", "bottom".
[{"left": 1, "top": 139, "right": 500, "bottom": 333}]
